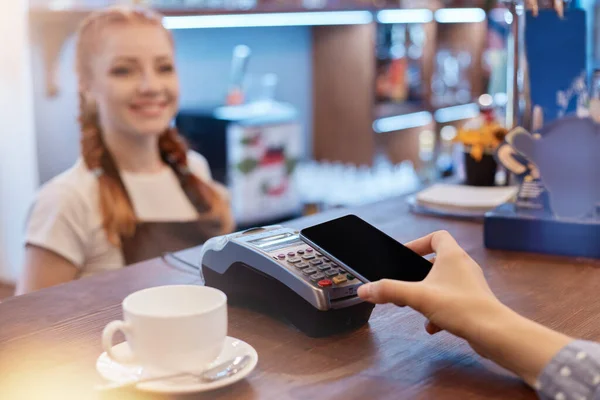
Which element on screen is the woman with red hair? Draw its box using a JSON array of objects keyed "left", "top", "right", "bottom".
[{"left": 17, "top": 6, "right": 234, "bottom": 294}]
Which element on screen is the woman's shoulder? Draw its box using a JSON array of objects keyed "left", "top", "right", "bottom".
[
  {"left": 35, "top": 159, "right": 99, "bottom": 209},
  {"left": 26, "top": 160, "right": 106, "bottom": 269},
  {"left": 187, "top": 150, "right": 212, "bottom": 182}
]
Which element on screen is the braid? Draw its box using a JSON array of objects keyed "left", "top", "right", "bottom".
[
  {"left": 75, "top": 6, "right": 165, "bottom": 247},
  {"left": 159, "top": 128, "right": 235, "bottom": 233},
  {"left": 79, "top": 92, "right": 136, "bottom": 247},
  {"left": 79, "top": 92, "right": 103, "bottom": 170}
]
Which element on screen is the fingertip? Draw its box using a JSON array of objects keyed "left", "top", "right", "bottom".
[{"left": 357, "top": 283, "right": 372, "bottom": 300}]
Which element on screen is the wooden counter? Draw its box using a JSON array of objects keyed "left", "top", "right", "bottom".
[{"left": 1, "top": 197, "right": 599, "bottom": 399}]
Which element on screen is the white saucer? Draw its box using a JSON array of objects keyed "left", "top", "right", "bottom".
[{"left": 96, "top": 336, "right": 258, "bottom": 394}]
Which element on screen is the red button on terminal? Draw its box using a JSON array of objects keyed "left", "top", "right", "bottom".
[
  {"left": 306, "top": 248, "right": 314, "bottom": 253},
  {"left": 318, "top": 279, "right": 332, "bottom": 288}
]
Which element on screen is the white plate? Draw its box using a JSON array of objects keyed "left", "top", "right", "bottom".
[{"left": 96, "top": 336, "right": 258, "bottom": 394}]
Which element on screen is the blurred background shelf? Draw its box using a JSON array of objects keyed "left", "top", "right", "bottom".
[{"left": 30, "top": 0, "right": 505, "bottom": 176}]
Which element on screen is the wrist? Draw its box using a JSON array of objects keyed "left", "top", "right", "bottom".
[
  {"left": 468, "top": 301, "right": 572, "bottom": 386},
  {"left": 461, "top": 299, "right": 514, "bottom": 349}
]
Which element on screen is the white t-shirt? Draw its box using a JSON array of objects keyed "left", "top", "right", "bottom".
[{"left": 25, "top": 151, "right": 214, "bottom": 278}]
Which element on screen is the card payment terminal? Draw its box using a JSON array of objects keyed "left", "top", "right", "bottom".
[{"left": 200, "top": 226, "right": 374, "bottom": 337}]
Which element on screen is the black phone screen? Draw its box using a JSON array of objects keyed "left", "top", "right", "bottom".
[{"left": 300, "top": 215, "right": 432, "bottom": 282}]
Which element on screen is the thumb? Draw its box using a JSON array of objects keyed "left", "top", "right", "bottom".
[{"left": 358, "top": 279, "right": 423, "bottom": 308}]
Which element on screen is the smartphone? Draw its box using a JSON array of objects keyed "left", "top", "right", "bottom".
[{"left": 300, "top": 214, "right": 432, "bottom": 283}]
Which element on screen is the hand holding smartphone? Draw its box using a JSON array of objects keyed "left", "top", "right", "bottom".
[{"left": 300, "top": 215, "right": 432, "bottom": 283}]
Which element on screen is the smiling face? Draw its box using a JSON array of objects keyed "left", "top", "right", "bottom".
[{"left": 83, "top": 22, "right": 179, "bottom": 139}]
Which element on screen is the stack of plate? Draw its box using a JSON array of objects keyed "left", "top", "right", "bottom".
[{"left": 408, "top": 183, "right": 519, "bottom": 219}]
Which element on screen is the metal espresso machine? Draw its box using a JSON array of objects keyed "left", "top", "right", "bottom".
[{"left": 199, "top": 226, "right": 374, "bottom": 337}]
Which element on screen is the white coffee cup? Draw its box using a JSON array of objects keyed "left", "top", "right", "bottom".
[{"left": 102, "top": 285, "right": 227, "bottom": 374}]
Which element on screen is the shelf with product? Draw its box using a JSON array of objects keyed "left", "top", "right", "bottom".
[
  {"left": 428, "top": 5, "right": 510, "bottom": 184},
  {"left": 314, "top": 2, "right": 495, "bottom": 171},
  {"left": 377, "top": 11, "right": 491, "bottom": 170},
  {"left": 370, "top": 13, "right": 436, "bottom": 170}
]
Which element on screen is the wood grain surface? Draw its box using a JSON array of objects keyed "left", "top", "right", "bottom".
[{"left": 1, "top": 197, "right": 600, "bottom": 400}]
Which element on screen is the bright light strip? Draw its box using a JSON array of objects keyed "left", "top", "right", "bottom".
[
  {"left": 163, "top": 11, "right": 374, "bottom": 29},
  {"left": 434, "top": 8, "right": 486, "bottom": 23},
  {"left": 434, "top": 103, "right": 479, "bottom": 123},
  {"left": 373, "top": 111, "right": 433, "bottom": 133},
  {"left": 376, "top": 9, "right": 433, "bottom": 24}
]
